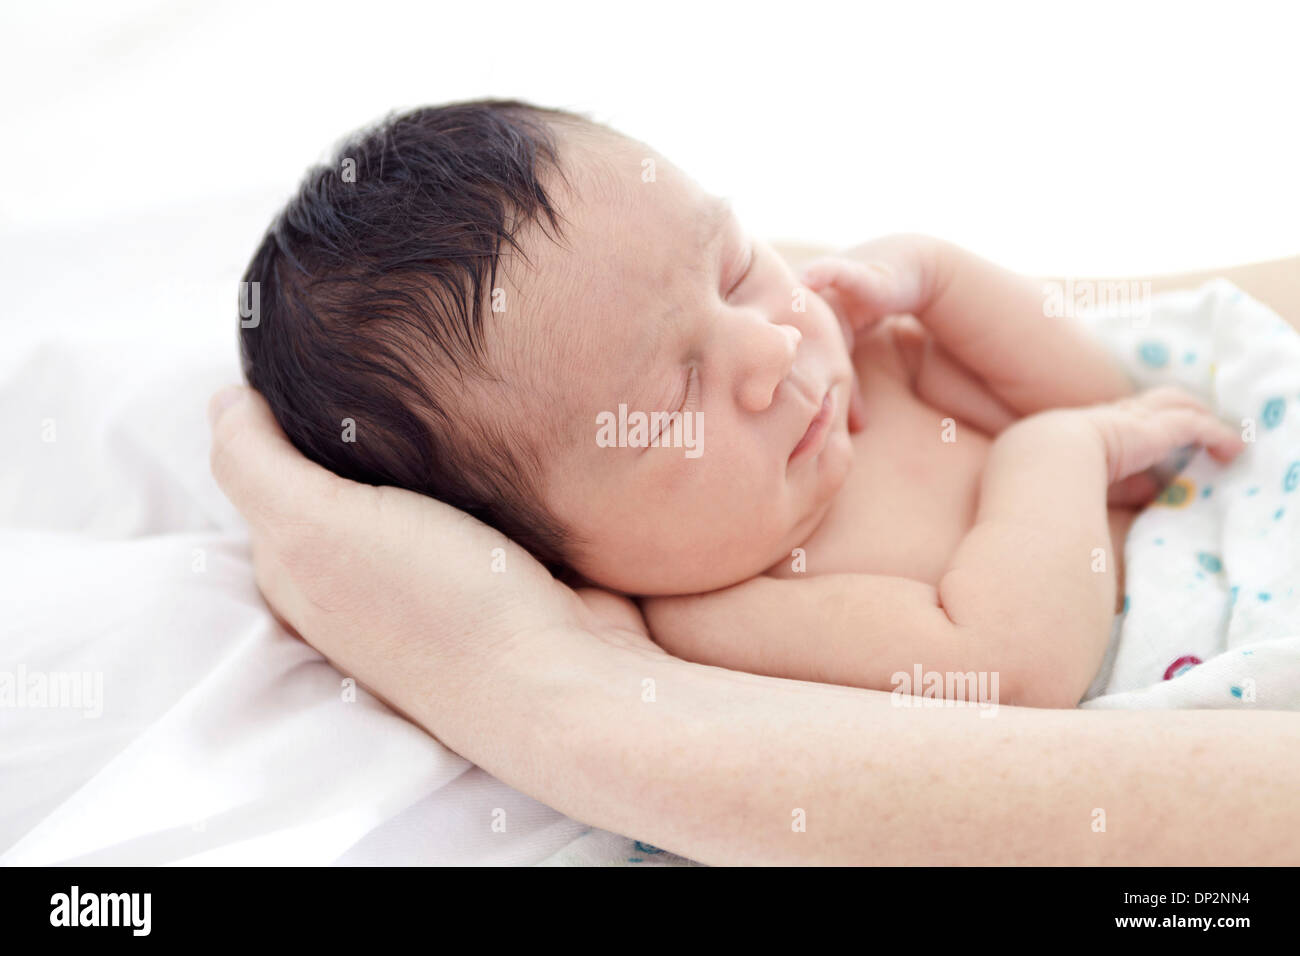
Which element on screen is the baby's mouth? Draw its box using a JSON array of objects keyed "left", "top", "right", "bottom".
[{"left": 789, "top": 389, "right": 835, "bottom": 463}]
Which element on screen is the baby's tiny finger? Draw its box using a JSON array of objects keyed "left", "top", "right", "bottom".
[
  {"left": 802, "top": 258, "right": 885, "bottom": 297},
  {"left": 1142, "top": 385, "right": 1209, "bottom": 412},
  {"left": 799, "top": 258, "right": 841, "bottom": 290},
  {"left": 1171, "top": 408, "right": 1246, "bottom": 463},
  {"left": 1205, "top": 426, "right": 1247, "bottom": 463}
]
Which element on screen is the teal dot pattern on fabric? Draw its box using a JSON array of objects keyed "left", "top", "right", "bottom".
[
  {"left": 1109, "top": 291, "right": 1294, "bottom": 707},
  {"left": 1138, "top": 341, "right": 1169, "bottom": 367},
  {"left": 1261, "top": 397, "right": 1285, "bottom": 430},
  {"left": 627, "top": 840, "right": 667, "bottom": 863}
]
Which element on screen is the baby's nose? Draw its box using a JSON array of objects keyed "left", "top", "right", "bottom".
[{"left": 737, "top": 322, "right": 804, "bottom": 413}]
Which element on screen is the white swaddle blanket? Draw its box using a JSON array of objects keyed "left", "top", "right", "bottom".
[{"left": 1078, "top": 279, "right": 1300, "bottom": 709}]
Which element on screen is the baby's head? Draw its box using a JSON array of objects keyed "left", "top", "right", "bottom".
[{"left": 241, "top": 100, "right": 854, "bottom": 596}]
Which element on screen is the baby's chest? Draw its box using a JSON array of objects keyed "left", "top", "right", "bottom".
[{"left": 790, "top": 341, "right": 993, "bottom": 584}]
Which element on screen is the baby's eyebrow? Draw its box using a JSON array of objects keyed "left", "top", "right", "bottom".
[
  {"left": 699, "top": 197, "right": 736, "bottom": 255},
  {"left": 611, "top": 198, "right": 735, "bottom": 419}
]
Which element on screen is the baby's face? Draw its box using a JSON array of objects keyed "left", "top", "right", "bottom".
[{"left": 498, "top": 135, "right": 855, "bottom": 595}]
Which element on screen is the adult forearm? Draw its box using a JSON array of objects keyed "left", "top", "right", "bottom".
[
  {"left": 456, "top": 638, "right": 1300, "bottom": 865},
  {"left": 1084, "top": 254, "right": 1300, "bottom": 328}
]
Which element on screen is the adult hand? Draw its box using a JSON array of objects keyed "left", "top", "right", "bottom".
[
  {"left": 206, "top": 385, "right": 1300, "bottom": 866},
  {"left": 206, "top": 385, "right": 661, "bottom": 745}
]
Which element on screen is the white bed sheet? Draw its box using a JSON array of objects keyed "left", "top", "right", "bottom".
[{"left": 0, "top": 328, "right": 599, "bottom": 865}]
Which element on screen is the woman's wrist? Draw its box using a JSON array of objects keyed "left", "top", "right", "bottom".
[{"left": 455, "top": 634, "right": 1300, "bottom": 865}]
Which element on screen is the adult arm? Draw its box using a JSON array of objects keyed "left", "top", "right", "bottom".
[
  {"left": 208, "top": 386, "right": 1300, "bottom": 865},
  {"left": 1084, "top": 253, "right": 1300, "bottom": 329}
]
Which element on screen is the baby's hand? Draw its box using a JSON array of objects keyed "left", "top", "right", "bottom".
[
  {"left": 800, "top": 236, "right": 947, "bottom": 437},
  {"left": 1074, "top": 386, "right": 1245, "bottom": 494},
  {"left": 799, "top": 235, "right": 940, "bottom": 338}
]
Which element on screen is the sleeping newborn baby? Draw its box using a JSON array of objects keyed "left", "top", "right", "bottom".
[{"left": 241, "top": 100, "right": 1246, "bottom": 709}]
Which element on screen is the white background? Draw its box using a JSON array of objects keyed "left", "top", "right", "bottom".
[{"left": 2, "top": 0, "right": 1298, "bottom": 349}]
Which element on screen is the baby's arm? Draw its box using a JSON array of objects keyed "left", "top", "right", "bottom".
[
  {"left": 647, "top": 413, "right": 1112, "bottom": 708},
  {"left": 804, "top": 236, "right": 1137, "bottom": 416},
  {"left": 645, "top": 389, "right": 1244, "bottom": 708}
]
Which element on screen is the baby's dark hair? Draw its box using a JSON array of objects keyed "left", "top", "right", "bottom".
[{"left": 240, "top": 99, "right": 595, "bottom": 576}]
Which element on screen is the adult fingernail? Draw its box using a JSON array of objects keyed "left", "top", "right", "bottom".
[{"left": 207, "top": 386, "right": 246, "bottom": 429}]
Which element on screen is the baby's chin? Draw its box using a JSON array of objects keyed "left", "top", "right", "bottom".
[
  {"left": 781, "top": 426, "right": 852, "bottom": 540},
  {"left": 578, "top": 543, "right": 791, "bottom": 597}
]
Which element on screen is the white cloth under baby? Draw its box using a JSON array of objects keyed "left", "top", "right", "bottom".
[{"left": 1076, "top": 279, "right": 1300, "bottom": 709}]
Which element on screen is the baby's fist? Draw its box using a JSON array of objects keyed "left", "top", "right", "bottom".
[
  {"left": 1081, "top": 386, "right": 1245, "bottom": 488},
  {"left": 799, "top": 236, "right": 938, "bottom": 336}
]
